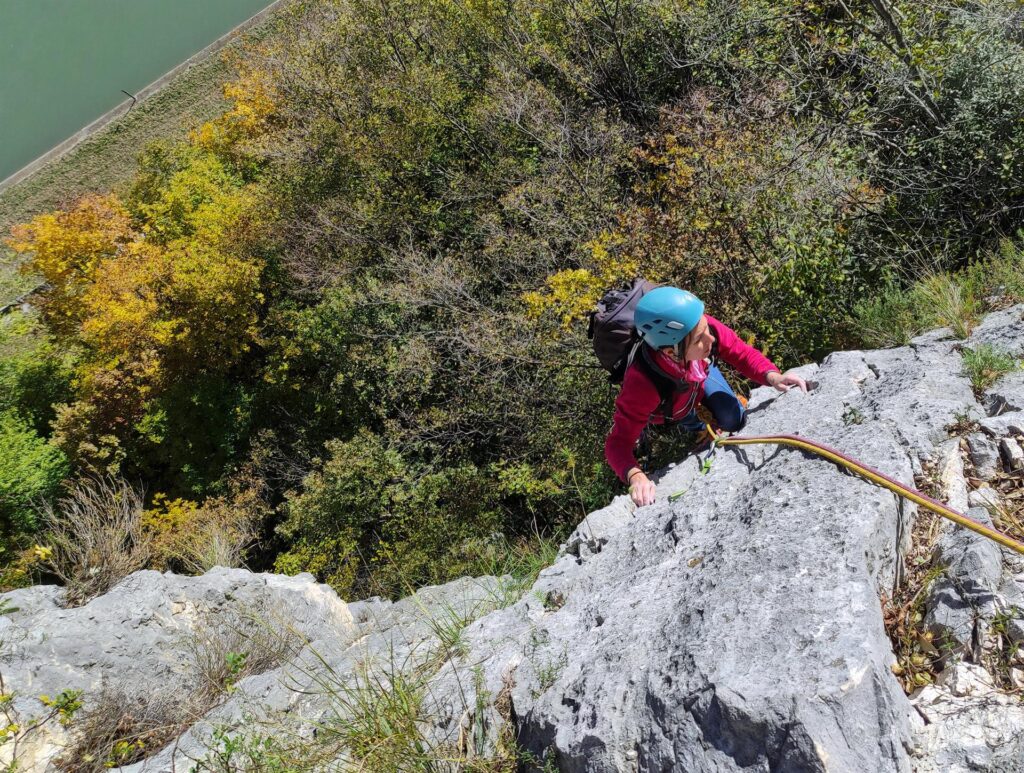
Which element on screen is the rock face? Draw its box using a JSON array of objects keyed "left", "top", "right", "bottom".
[{"left": 4, "top": 305, "right": 1024, "bottom": 772}]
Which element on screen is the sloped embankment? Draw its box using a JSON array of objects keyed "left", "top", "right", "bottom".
[{"left": 3, "top": 306, "right": 1024, "bottom": 772}]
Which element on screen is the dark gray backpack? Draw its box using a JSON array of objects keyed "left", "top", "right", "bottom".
[{"left": 586, "top": 278, "right": 660, "bottom": 383}]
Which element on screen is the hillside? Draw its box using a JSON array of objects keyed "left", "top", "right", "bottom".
[{"left": 4, "top": 307, "right": 1024, "bottom": 771}]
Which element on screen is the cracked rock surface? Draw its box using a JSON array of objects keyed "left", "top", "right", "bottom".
[{"left": 5, "top": 305, "right": 1024, "bottom": 772}]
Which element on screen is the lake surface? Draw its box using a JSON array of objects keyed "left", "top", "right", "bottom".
[{"left": 0, "top": 0, "right": 272, "bottom": 182}]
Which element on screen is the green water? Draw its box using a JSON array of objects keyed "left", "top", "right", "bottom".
[{"left": 0, "top": 0, "right": 271, "bottom": 182}]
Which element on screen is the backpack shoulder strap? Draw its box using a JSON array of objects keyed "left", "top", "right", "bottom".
[{"left": 633, "top": 345, "right": 681, "bottom": 422}]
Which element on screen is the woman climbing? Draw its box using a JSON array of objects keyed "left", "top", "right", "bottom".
[{"left": 605, "top": 286, "right": 808, "bottom": 507}]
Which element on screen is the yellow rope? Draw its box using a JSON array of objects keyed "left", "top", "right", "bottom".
[{"left": 705, "top": 425, "right": 1024, "bottom": 556}]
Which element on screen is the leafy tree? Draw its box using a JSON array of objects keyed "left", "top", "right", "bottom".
[{"left": 0, "top": 411, "right": 68, "bottom": 541}]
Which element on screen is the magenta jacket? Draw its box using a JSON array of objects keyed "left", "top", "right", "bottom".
[{"left": 605, "top": 315, "right": 779, "bottom": 482}]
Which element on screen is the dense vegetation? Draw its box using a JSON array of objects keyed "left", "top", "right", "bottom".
[{"left": 3, "top": 0, "right": 1024, "bottom": 599}]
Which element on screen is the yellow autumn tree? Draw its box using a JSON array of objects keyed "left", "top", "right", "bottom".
[
  {"left": 7, "top": 195, "right": 132, "bottom": 336},
  {"left": 7, "top": 147, "right": 269, "bottom": 474}
]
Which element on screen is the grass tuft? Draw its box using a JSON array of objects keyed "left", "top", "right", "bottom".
[{"left": 962, "top": 344, "right": 1019, "bottom": 393}]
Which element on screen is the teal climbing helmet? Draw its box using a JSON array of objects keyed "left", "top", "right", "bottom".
[{"left": 634, "top": 287, "right": 705, "bottom": 349}]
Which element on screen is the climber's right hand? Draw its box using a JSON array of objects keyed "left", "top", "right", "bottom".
[{"left": 628, "top": 469, "right": 656, "bottom": 507}]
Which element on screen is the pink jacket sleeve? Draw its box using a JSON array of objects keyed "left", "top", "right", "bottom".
[
  {"left": 706, "top": 315, "right": 779, "bottom": 386},
  {"left": 604, "top": 365, "right": 662, "bottom": 483}
]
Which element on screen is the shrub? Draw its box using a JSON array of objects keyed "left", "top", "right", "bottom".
[
  {"left": 526, "top": 95, "right": 874, "bottom": 363},
  {"left": 0, "top": 410, "right": 68, "bottom": 541},
  {"left": 274, "top": 431, "right": 504, "bottom": 600},
  {"left": 853, "top": 239, "right": 1024, "bottom": 349},
  {"left": 181, "top": 604, "right": 303, "bottom": 705},
  {"left": 851, "top": 282, "right": 927, "bottom": 349},
  {"left": 0, "top": 312, "right": 73, "bottom": 434},
  {"left": 143, "top": 492, "right": 260, "bottom": 575},
  {"left": 7, "top": 144, "right": 269, "bottom": 493},
  {"left": 54, "top": 687, "right": 189, "bottom": 772},
  {"left": 915, "top": 274, "right": 980, "bottom": 339},
  {"left": 962, "top": 238, "right": 1024, "bottom": 306},
  {"left": 962, "top": 345, "right": 1019, "bottom": 393},
  {"left": 39, "top": 476, "right": 150, "bottom": 605}
]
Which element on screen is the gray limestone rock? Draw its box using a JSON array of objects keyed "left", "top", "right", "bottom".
[
  {"left": 112, "top": 574, "right": 511, "bottom": 772},
  {"left": 421, "top": 343, "right": 987, "bottom": 773},
  {"left": 967, "top": 433, "right": 1001, "bottom": 479},
  {"left": 912, "top": 663, "right": 1024, "bottom": 773},
  {"left": 0, "top": 568, "right": 357, "bottom": 772},
  {"left": 978, "top": 411, "right": 1024, "bottom": 438},
  {"left": 984, "top": 369, "right": 1024, "bottom": 415},
  {"left": 967, "top": 304, "right": 1024, "bottom": 356},
  {"left": 924, "top": 507, "right": 1004, "bottom": 653},
  {"left": 1001, "top": 437, "right": 1024, "bottom": 471}
]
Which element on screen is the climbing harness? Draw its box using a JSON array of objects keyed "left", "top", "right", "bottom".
[{"left": 702, "top": 425, "right": 1024, "bottom": 557}]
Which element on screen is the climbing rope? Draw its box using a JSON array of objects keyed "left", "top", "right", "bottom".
[{"left": 704, "top": 425, "right": 1024, "bottom": 557}]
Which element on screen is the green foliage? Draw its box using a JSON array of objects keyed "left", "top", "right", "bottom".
[
  {"left": 915, "top": 274, "right": 980, "bottom": 340},
  {"left": 0, "top": 410, "right": 68, "bottom": 541},
  {"left": 193, "top": 726, "right": 300, "bottom": 773},
  {"left": 38, "top": 689, "right": 84, "bottom": 727},
  {"left": 961, "top": 238, "right": 1024, "bottom": 305},
  {"left": 0, "top": 313, "right": 73, "bottom": 434},
  {"left": 852, "top": 281, "right": 926, "bottom": 348},
  {"left": 853, "top": 240, "right": 1024, "bottom": 349},
  {"left": 962, "top": 345, "right": 1019, "bottom": 394},
  {"left": 10, "top": 0, "right": 1024, "bottom": 605},
  {"left": 274, "top": 431, "right": 504, "bottom": 599},
  {"left": 7, "top": 134, "right": 270, "bottom": 496}
]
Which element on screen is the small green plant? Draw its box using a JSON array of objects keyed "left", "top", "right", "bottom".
[
  {"left": 37, "top": 689, "right": 83, "bottom": 727},
  {"left": 224, "top": 651, "right": 249, "bottom": 693},
  {"left": 945, "top": 410, "right": 978, "bottom": 436},
  {"left": 191, "top": 725, "right": 300, "bottom": 773},
  {"left": 532, "top": 650, "right": 568, "bottom": 698},
  {"left": 962, "top": 344, "right": 1019, "bottom": 393},
  {"left": 542, "top": 590, "right": 565, "bottom": 612},
  {"left": 422, "top": 600, "right": 472, "bottom": 665},
  {"left": 962, "top": 239, "right": 1024, "bottom": 307},
  {"left": 463, "top": 532, "right": 562, "bottom": 609},
  {"left": 0, "top": 678, "right": 83, "bottom": 770},
  {"left": 842, "top": 405, "right": 865, "bottom": 426},
  {"left": 526, "top": 630, "right": 568, "bottom": 699},
  {"left": 986, "top": 608, "right": 1024, "bottom": 690}
]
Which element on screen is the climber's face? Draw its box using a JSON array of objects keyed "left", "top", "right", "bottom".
[{"left": 663, "top": 315, "right": 712, "bottom": 363}]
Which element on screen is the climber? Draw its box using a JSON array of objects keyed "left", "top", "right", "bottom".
[{"left": 605, "top": 286, "right": 808, "bottom": 507}]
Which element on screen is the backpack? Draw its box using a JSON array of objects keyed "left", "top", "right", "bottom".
[
  {"left": 587, "top": 278, "right": 683, "bottom": 419},
  {"left": 587, "top": 278, "right": 657, "bottom": 382}
]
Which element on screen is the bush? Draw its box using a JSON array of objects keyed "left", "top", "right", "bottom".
[
  {"left": 0, "top": 312, "right": 73, "bottom": 434},
  {"left": 853, "top": 239, "right": 1024, "bottom": 349},
  {"left": 962, "top": 238, "right": 1024, "bottom": 306},
  {"left": 39, "top": 476, "right": 150, "bottom": 605},
  {"left": 143, "top": 494, "right": 259, "bottom": 575},
  {"left": 851, "top": 282, "right": 927, "bottom": 349},
  {"left": 274, "top": 432, "right": 503, "bottom": 599},
  {"left": 962, "top": 345, "right": 1019, "bottom": 394},
  {"left": 526, "top": 95, "right": 873, "bottom": 364},
  {"left": 0, "top": 410, "right": 68, "bottom": 541}
]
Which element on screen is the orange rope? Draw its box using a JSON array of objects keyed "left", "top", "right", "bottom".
[{"left": 705, "top": 426, "right": 1024, "bottom": 556}]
